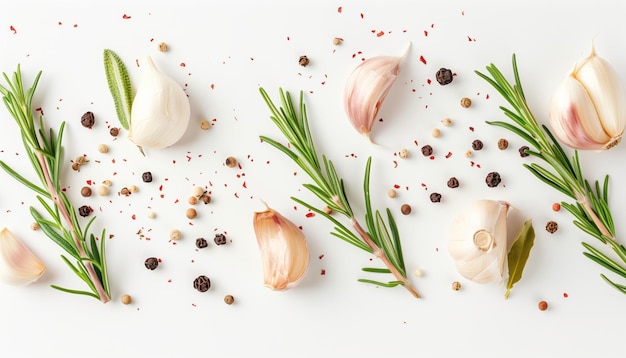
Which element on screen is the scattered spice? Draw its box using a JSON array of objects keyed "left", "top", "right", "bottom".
[
  {"left": 120, "top": 187, "right": 131, "bottom": 196},
  {"left": 413, "top": 269, "right": 423, "bottom": 277},
  {"left": 196, "top": 238, "right": 208, "bottom": 249},
  {"left": 400, "top": 204, "right": 412, "bottom": 215},
  {"left": 102, "top": 180, "right": 112, "bottom": 186},
  {"left": 109, "top": 127, "right": 120, "bottom": 137},
  {"left": 129, "top": 185, "right": 138, "bottom": 193},
  {"left": 75, "top": 156, "right": 88, "bottom": 166},
  {"left": 435, "top": 68, "right": 454, "bottom": 85},
  {"left": 144, "top": 257, "right": 159, "bottom": 270},
  {"left": 97, "top": 185, "right": 110, "bottom": 196},
  {"left": 158, "top": 42, "right": 168, "bottom": 52},
  {"left": 142, "top": 171, "right": 153, "bottom": 183},
  {"left": 398, "top": 148, "right": 409, "bottom": 159},
  {"left": 441, "top": 118, "right": 452, "bottom": 126},
  {"left": 429, "top": 193, "right": 442, "bottom": 203},
  {"left": 538, "top": 300, "right": 548, "bottom": 311},
  {"left": 147, "top": 211, "right": 156, "bottom": 219},
  {"left": 200, "top": 195, "right": 211, "bottom": 204},
  {"left": 552, "top": 203, "right": 561, "bottom": 212},
  {"left": 519, "top": 145, "right": 530, "bottom": 157},
  {"left": 546, "top": 220, "right": 559, "bottom": 234},
  {"left": 452, "top": 281, "right": 462, "bottom": 291},
  {"left": 497, "top": 138, "right": 509, "bottom": 150},
  {"left": 447, "top": 177, "right": 459, "bottom": 188},
  {"left": 485, "top": 172, "right": 502, "bottom": 188},
  {"left": 464, "top": 150, "right": 472, "bottom": 158},
  {"left": 214, "top": 233, "right": 227, "bottom": 245},
  {"left": 193, "top": 275, "right": 211, "bottom": 292},
  {"left": 186, "top": 208, "right": 197, "bottom": 219},
  {"left": 169, "top": 229, "right": 182, "bottom": 241},
  {"left": 188, "top": 196, "right": 198, "bottom": 205},
  {"left": 460, "top": 97, "right": 472, "bottom": 108},
  {"left": 30, "top": 222, "right": 39, "bottom": 231},
  {"left": 192, "top": 186, "right": 204, "bottom": 197},
  {"left": 298, "top": 55, "right": 310, "bottom": 67},
  {"left": 332, "top": 37, "right": 343, "bottom": 45},
  {"left": 387, "top": 189, "right": 397, "bottom": 198},
  {"left": 225, "top": 156, "right": 238, "bottom": 167},
  {"left": 81, "top": 186, "right": 92, "bottom": 197},
  {"left": 471, "top": 139, "right": 484, "bottom": 150},
  {"left": 78, "top": 205, "right": 91, "bottom": 217},
  {"left": 431, "top": 128, "right": 441, "bottom": 138},
  {"left": 80, "top": 111, "right": 95, "bottom": 128},
  {"left": 224, "top": 294, "right": 235, "bottom": 305},
  {"left": 121, "top": 294, "right": 132, "bottom": 305},
  {"left": 97, "top": 144, "right": 109, "bottom": 153},
  {"left": 200, "top": 120, "right": 210, "bottom": 130},
  {"left": 421, "top": 145, "right": 433, "bottom": 156}
]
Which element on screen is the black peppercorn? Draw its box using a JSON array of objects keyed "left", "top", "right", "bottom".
[
  {"left": 472, "top": 139, "right": 484, "bottom": 151},
  {"left": 447, "top": 177, "right": 459, "bottom": 188},
  {"left": 421, "top": 145, "right": 433, "bottom": 156},
  {"left": 78, "top": 205, "right": 91, "bottom": 217},
  {"left": 81, "top": 111, "right": 95, "bottom": 128},
  {"left": 546, "top": 221, "right": 558, "bottom": 234},
  {"left": 194, "top": 275, "right": 211, "bottom": 292},
  {"left": 109, "top": 127, "right": 120, "bottom": 137},
  {"left": 486, "top": 172, "right": 502, "bottom": 188},
  {"left": 214, "top": 233, "right": 227, "bottom": 245},
  {"left": 298, "top": 55, "right": 310, "bottom": 67},
  {"left": 142, "top": 171, "right": 153, "bottom": 183},
  {"left": 435, "top": 68, "right": 454, "bottom": 85},
  {"left": 519, "top": 146, "right": 530, "bottom": 157},
  {"left": 144, "top": 257, "right": 159, "bottom": 270},
  {"left": 196, "top": 238, "right": 208, "bottom": 249},
  {"left": 430, "top": 192, "right": 442, "bottom": 203}
]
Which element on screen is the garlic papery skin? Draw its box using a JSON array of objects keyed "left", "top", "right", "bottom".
[
  {"left": 253, "top": 203, "right": 310, "bottom": 290},
  {"left": 0, "top": 227, "right": 46, "bottom": 285},
  {"left": 448, "top": 200, "right": 512, "bottom": 284},
  {"left": 344, "top": 45, "right": 409, "bottom": 144},
  {"left": 549, "top": 45, "right": 626, "bottom": 150},
  {"left": 128, "top": 56, "right": 191, "bottom": 149}
]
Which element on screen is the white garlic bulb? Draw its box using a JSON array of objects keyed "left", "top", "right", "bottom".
[
  {"left": 128, "top": 56, "right": 191, "bottom": 149},
  {"left": 448, "top": 200, "right": 524, "bottom": 284}
]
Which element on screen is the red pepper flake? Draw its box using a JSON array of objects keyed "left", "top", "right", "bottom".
[
  {"left": 234, "top": 193, "right": 239, "bottom": 198},
  {"left": 414, "top": 140, "right": 419, "bottom": 146},
  {"left": 445, "top": 152, "right": 452, "bottom": 159},
  {"left": 429, "top": 155, "right": 435, "bottom": 160},
  {"left": 9, "top": 25, "right": 16, "bottom": 34},
  {"left": 174, "top": 199, "right": 179, "bottom": 204},
  {"left": 360, "top": 13, "right": 364, "bottom": 18},
  {"left": 58, "top": 22, "right": 62, "bottom": 25},
  {"left": 305, "top": 212, "right": 315, "bottom": 218},
  {"left": 419, "top": 55, "right": 427, "bottom": 65},
  {"left": 393, "top": 184, "right": 400, "bottom": 189},
  {"left": 242, "top": 181, "right": 247, "bottom": 188},
  {"left": 337, "top": 6, "right": 342, "bottom": 13},
  {"left": 319, "top": 255, "right": 324, "bottom": 259},
  {"left": 186, "top": 155, "right": 191, "bottom": 162},
  {"left": 180, "top": 62, "right": 186, "bottom": 67},
  {"left": 35, "top": 107, "right": 44, "bottom": 116},
  {"left": 86, "top": 180, "right": 92, "bottom": 185},
  {"left": 469, "top": 126, "right": 475, "bottom": 132},
  {"left": 563, "top": 292, "right": 569, "bottom": 298},
  {"left": 122, "top": 14, "right": 131, "bottom": 19},
  {"left": 393, "top": 160, "right": 398, "bottom": 168},
  {"left": 470, "top": 161, "right": 475, "bottom": 167},
  {"left": 426, "top": 78, "right": 432, "bottom": 85},
  {"left": 486, "top": 94, "right": 490, "bottom": 99},
  {"left": 73, "top": 24, "right": 78, "bottom": 28},
  {"left": 136, "top": 59, "right": 140, "bottom": 67},
  {"left": 321, "top": 269, "right": 326, "bottom": 275},
  {"left": 286, "top": 36, "right": 290, "bottom": 41},
  {"left": 376, "top": 31, "right": 385, "bottom": 37},
  {"left": 424, "top": 30, "right": 428, "bottom": 36},
  {"left": 131, "top": 214, "right": 136, "bottom": 220},
  {"left": 467, "top": 35, "right": 476, "bottom": 42},
  {"left": 159, "top": 185, "right": 163, "bottom": 191},
  {"left": 210, "top": 83, "right": 215, "bottom": 89}
]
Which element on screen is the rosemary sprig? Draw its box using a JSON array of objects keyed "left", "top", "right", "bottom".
[
  {"left": 259, "top": 87, "right": 420, "bottom": 298},
  {"left": 476, "top": 55, "right": 626, "bottom": 294},
  {"left": 0, "top": 65, "right": 111, "bottom": 303}
]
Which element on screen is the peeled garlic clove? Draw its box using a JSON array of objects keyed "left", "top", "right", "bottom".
[
  {"left": 344, "top": 45, "right": 409, "bottom": 144},
  {"left": 448, "top": 200, "right": 510, "bottom": 284},
  {"left": 549, "top": 45, "right": 626, "bottom": 150},
  {"left": 0, "top": 227, "right": 46, "bottom": 285},
  {"left": 253, "top": 203, "right": 310, "bottom": 290},
  {"left": 128, "top": 57, "right": 191, "bottom": 149}
]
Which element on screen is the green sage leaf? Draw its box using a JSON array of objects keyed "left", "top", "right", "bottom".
[
  {"left": 103, "top": 49, "right": 132, "bottom": 130},
  {"left": 505, "top": 219, "right": 535, "bottom": 299}
]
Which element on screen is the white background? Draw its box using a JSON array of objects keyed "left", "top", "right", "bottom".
[{"left": 1, "top": 1, "right": 626, "bottom": 357}]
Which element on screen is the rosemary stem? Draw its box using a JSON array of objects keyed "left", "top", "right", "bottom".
[
  {"left": 351, "top": 218, "right": 421, "bottom": 298},
  {"left": 36, "top": 151, "right": 110, "bottom": 303},
  {"left": 577, "top": 195, "right": 614, "bottom": 240}
]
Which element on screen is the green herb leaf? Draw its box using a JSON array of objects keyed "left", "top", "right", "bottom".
[
  {"left": 505, "top": 219, "right": 535, "bottom": 299},
  {"left": 103, "top": 49, "right": 132, "bottom": 130}
]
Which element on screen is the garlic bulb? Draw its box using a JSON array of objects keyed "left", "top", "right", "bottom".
[
  {"left": 0, "top": 227, "right": 46, "bottom": 285},
  {"left": 128, "top": 57, "right": 191, "bottom": 149},
  {"left": 344, "top": 45, "right": 409, "bottom": 143},
  {"left": 253, "top": 203, "right": 310, "bottom": 290},
  {"left": 549, "top": 45, "right": 626, "bottom": 150},
  {"left": 448, "top": 200, "right": 523, "bottom": 284}
]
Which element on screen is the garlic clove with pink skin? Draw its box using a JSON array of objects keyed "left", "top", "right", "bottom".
[
  {"left": 344, "top": 45, "right": 410, "bottom": 144},
  {"left": 0, "top": 227, "right": 46, "bottom": 285},
  {"left": 253, "top": 202, "right": 310, "bottom": 290},
  {"left": 549, "top": 45, "right": 626, "bottom": 150},
  {"left": 128, "top": 56, "right": 191, "bottom": 149}
]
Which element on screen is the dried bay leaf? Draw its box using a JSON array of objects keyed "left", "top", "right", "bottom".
[{"left": 505, "top": 219, "right": 535, "bottom": 298}]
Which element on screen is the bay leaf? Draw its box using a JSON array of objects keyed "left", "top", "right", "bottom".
[{"left": 505, "top": 219, "right": 535, "bottom": 299}]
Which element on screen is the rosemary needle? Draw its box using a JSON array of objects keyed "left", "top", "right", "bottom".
[
  {"left": 0, "top": 66, "right": 111, "bottom": 303},
  {"left": 476, "top": 55, "right": 626, "bottom": 294},
  {"left": 259, "top": 87, "right": 420, "bottom": 298}
]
